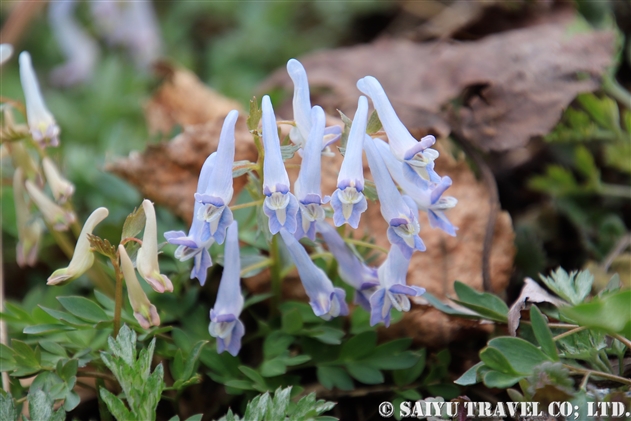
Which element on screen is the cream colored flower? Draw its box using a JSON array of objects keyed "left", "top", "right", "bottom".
[
  {"left": 47, "top": 207, "right": 108, "bottom": 285},
  {"left": 42, "top": 157, "right": 75, "bottom": 203},
  {"left": 13, "top": 168, "right": 43, "bottom": 267},
  {"left": 25, "top": 179, "right": 75, "bottom": 231},
  {"left": 118, "top": 245, "right": 160, "bottom": 329},
  {"left": 136, "top": 200, "right": 173, "bottom": 293}
]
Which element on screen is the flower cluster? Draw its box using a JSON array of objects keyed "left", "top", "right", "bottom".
[{"left": 169, "top": 59, "right": 458, "bottom": 355}]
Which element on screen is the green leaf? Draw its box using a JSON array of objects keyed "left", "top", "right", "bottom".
[
  {"left": 365, "top": 110, "right": 382, "bottom": 134},
  {"left": 121, "top": 205, "right": 146, "bottom": 241},
  {"left": 308, "top": 326, "right": 344, "bottom": 345},
  {"left": 247, "top": 97, "right": 262, "bottom": 132},
  {"left": 577, "top": 93, "right": 620, "bottom": 131},
  {"left": 452, "top": 281, "right": 509, "bottom": 323},
  {"left": 421, "top": 292, "right": 480, "bottom": 318},
  {"left": 281, "top": 144, "right": 301, "bottom": 160},
  {"left": 281, "top": 308, "right": 303, "bottom": 334},
  {"left": 39, "top": 306, "right": 91, "bottom": 326},
  {"left": 243, "top": 391, "right": 270, "bottom": 421},
  {"left": 232, "top": 160, "right": 255, "bottom": 178},
  {"left": 239, "top": 366, "right": 265, "bottom": 386},
  {"left": 180, "top": 341, "right": 208, "bottom": 381},
  {"left": 345, "top": 363, "right": 383, "bottom": 384},
  {"left": 454, "top": 361, "right": 484, "bottom": 386},
  {"left": 260, "top": 359, "right": 287, "bottom": 377},
  {"left": 317, "top": 366, "right": 354, "bottom": 391},
  {"left": 266, "top": 387, "right": 292, "bottom": 421},
  {"left": 263, "top": 332, "right": 294, "bottom": 359},
  {"left": 0, "top": 393, "right": 18, "bottom": 421},
  {"left": 23, "top": 324, "right": 76, "bottom": 335},
  {"left": 11, "top": 339, "right": 39, "bottom": 368},
  {"left": 337, "top": 110, "right": 352, "bottom": 150},
  {"left": 281, "top": 354, "right": 311, "bottom": 366},
  {"left": 529, "top": 306, "right": 559, "bottom": 361},
  {"left": 39, "top": 341, "right": 67, "bottom": 357},
  {"left": 482, "top": 370, "right": 524, "bottom": 388},
  {"left": 57, "top": 296, "right": 109, "bottom": 323},
  {"left": 480, "top": 347, "right": 520, "bottom": 375},
  {"left": 224, "top": 379, "right": 256, "bottom": 391},
  {"left": 28, "top": 389, "right": 58, "bottom": 421},
  {"left": 339, "top": 331, "right": 376, "bottom": 361},
  {"left": 393, "top": 349, "right": 426, "bottom": 386},
  {"left": 559, "top": 289, "right": 631, "bottom": 336},
  {"left": 487, "top": 337, "right": 553, "bottom": 375},
  {"left": 100, "top": 388, "right": 133, "bottom": 421},
  {"left": 539, "top": 268, "right": 593, "bottom": 305}
]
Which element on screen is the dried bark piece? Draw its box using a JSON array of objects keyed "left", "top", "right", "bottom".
[
  {"left": 261, "top": 17, "right": 614, "bottom": 151},
  {"left": 145, "top": 63, "right": 243, "bottom": 135}
]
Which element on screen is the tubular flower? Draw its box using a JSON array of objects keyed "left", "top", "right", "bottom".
[
  {"left": 19, "top": 52, "right": 61, "bottom": 147},
  {"left": 0, "top": 44, "right": 13, "bottom": 66},
  {"left": 374, "top": 139, "right": 458, "bottom": 236},
  {"left": 42, "top": 157, "right": 75, "bottom": 204},
  {"left": 280, "top": 228, "right": 349, "bottom": 320},
  {"left": 261, "top": 95, "right": 299, "bottom": 234},
  {"left": 48, "top": 0, "right": 99, "bottom": 86},
  {"left": 165, "top": 153, "right": 216, "bottom": 286},
  {"left": 316, "top": 221, "right": 378, "bottom": 311},
  {"left": 209, "top": 221, "right": 245, "bottom": 356},
  {"left": 13, "top": 168, "right": 43, "bottom": 267},
  {"left": 331, "top": 96, "right": 369, "bottom": 228},
  {"left": 369, "top": 245, "right": 425, "bottom": 327},
  {"left": 363, "top": 136, "right": 425, "bottom": 258},
  {"left": 287, "top": 59, "right": 341, "bottom": 153},
  {"left": 48, "top": 207, "right": 109, "bottom": 285},
  {"left": 195, "top": 110, "right": 238, "bottom": 245},
  {"left": 6, "top": 140, "right": 40, "bottom": 182},
  {"left": 24, "top": 179, "right": 75, "bottom": 231},
  {"left": 294, "top": 106, "right": 329, "bottom": 240},
  {"left": 137, "top": 200, "right": 173, "bottom": 293},
  {"left": 118, "top": 245, "right": 160, "bottom": 330},
  {"left": 357, "top": 76, "right": 439, "bottom": 185}
]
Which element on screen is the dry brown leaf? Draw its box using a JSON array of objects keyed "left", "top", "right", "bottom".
[
  {"left": 145, "top": 63, "right": 243, "bottom": 135},
  {"left": 507, "top": 277, "right": 567, "bottom": 336},
  {"left": 261, "top": 17, "right": 614, "bottom": 151}
]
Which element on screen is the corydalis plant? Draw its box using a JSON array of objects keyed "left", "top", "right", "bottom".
[{"left": 165, "top": 58, "right": 458, "bottom": 354}]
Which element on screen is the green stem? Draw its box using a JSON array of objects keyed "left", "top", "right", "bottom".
[
  {"left": 611, "top": 333, "right": 631, "bottom": 350},
  {"left": 230, "top": 199, "right": 264, "bottom": 211},
  {"left": 553, "top": 326, "right": 588, "bottom": 342},
  {"left": 310, "top": 252, "right": 333, "bottom": 261},
  {"left": 110, "top": 253, "right": 124, "bottom": 337},
  {"left": 240, "top": 258, "right": 273, "bottom": 277},
  {"left": 344, "top": 238, "right": 388, "bottom": 254},
  {"left": 602, "top": 74, "right": 631, "bottom": 108},
  {"left": 599, "top": 183, "right": 631, "bottom": 199},
  {"left": 269, "top": 235, "right": 282, "bottom": 316},
  {"left": 563, "top": 364, "right": 631, "bottom": 386}
]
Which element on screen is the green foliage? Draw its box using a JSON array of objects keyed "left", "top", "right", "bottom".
[
  {"left": 99, "top": 325, "right": 165, "bottom": 421},
  {"left": 216, "top": 386, "right": 336, "bottom": 421},
  {"left": 538, "top": 267, "right": 593, "bottom": 305},
  {"left": 560, "top": 289, "right": 631, "bottom": 337}
]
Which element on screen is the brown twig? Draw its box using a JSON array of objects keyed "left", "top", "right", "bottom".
[
  {"left": 451, "top": 132, "right": 498, "bottom": 292},
  {"left": 0, "top": 0, "right": 48, "bottom": 45}
]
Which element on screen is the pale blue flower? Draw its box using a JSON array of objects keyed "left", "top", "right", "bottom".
[
  {"left": 364, "top": 135, "right": 425, "bottom": 258},
  {"left": 331, "top": 96, "right": 369, "bottom": 228},
  {"left": 316, "top": 221, "right": 378, "bottom": 311},
  {"left": 357, "top": 76, "right": 440, "bottom": 185},
  {"left": 262, "top": 95, "right": 299, "bottom": 234},
  {"left": 369, "top": 245, "right": 425, "bottom": 327},
  {"left": 373, "top": 139, "right": 458, "bottom": 236},
  {"left": 294, "top": 106, "right": 329, "bottom": 240},
  {"left": 280, "top": 228, "right": 349, "bottom": 320},
  {"left": 209, "top": 221, "right": 244, "bottom": 356},
  {"left": 165, "top": 153, "right": 216, "bottom": 286},
  {"left": 287, "top": 59, "right": 341, "bottom": 153},
  {"left": 195, "top": 110, "right": 238, "bottom": 245},
  {"left": 49, "top": 0, "right": 99, "bottom": 86}
]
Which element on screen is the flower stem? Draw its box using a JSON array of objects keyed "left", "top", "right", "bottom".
[
  {"left": 563, "top": 364, "right": 631, "bottom": 386},
  {"left": 240, "top": 258, "right": 273, "bottom": 277},
  {"left": 552, "top": 326, "right": 588, "bottom": 342},
  {"left": 110, "top": 253, "right": 124, "bottom": 337},
  {"left": 230, "top": 199, "right": 264, "bottom": 211},
  {"left": 344, "top": 238, "right": 388, "bottom": 254},
  {"left": 611, "top": 333, "right": 631, "bottom": 351},
  {"left": 269, "top": 235, "right": 282, "bottom": 316}
]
